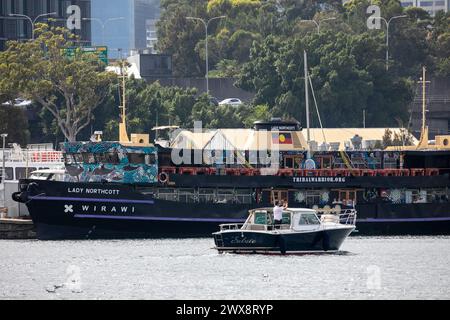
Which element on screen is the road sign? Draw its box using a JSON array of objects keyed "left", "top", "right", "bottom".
[{"left": 64, "top": 46, "right": 108, "bottom": 65}]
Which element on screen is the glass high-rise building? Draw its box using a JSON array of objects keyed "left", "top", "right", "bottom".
[
  {"left": 90, "top": 0, "right": 160, "bottom": 59},
  {"left": 0, "top": 0, "right": 91, "bottom": 51}
]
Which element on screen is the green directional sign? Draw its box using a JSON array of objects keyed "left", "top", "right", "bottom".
[{"left": 64, "top": 46, "right": 108, "bottom": 65}]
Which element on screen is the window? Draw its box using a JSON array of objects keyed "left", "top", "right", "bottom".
[
  {"left": 235, "top": 189, "right": 253, "bottom": 204},
  {"left": 105, "top": 152, "right": 120, "bottom": 165},
  {"left": 0, "top": 167, "right": 14, "bottom": 181},
  {"left": 145, "top": 154, "right": 156, "bottom": 165},
  {"left": 299, "top": 213, "right": 320, "bottom": 225},
  {"left": 15, "top": 167, "right": 37, "bottom": 180},
  {"left": 336, "top": 189, "right": 358, "bottom": 206},
  {"left": 216, "top": 189, "right": 235, "bottom": 203},
  {"left": 128, "top": 153, "right": 145, "bottom": 165},
  {"left": 198, "top": 188, "right": 215, "bottom": 203},
  {"left": 81, "top": 153, "right": 96, "bottom": 164},
  {"left": 320, "top": 156, "right": 332, "bottom": 169},
  {"left": 254, "top": 211, "right": 269, "bottom": 225},
  {"left": 284, "top": 155, "right": 303, "bottom": 169},
  {"left": 269, "top": 190, "right": 289, "bottom": 204},
  {"left": 73, "top": 153, "right": 83, "bottom": 164},
  {"left": 65, "top": 154, "right": 84, "bottom": 165},
  {"left": 95, "top": 153, "right": 107, "bottom": 163},
  {"left": 306, "top": 190, "right": 321, "bottom": 206},
  {"left": 64, "top": 154, "right": 75, "bottom": 165},
  {"left": 426, "top": 189, "right": 448, "bottom": 203},
  {"left": 282, "top": 212, "right": 291, "bottom": 224}
]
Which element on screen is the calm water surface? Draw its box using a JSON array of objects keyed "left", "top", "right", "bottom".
[{"left": 0, "top": 237, "right": 449, "bottom": 300}]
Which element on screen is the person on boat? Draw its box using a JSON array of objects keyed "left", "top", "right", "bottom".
[{"left": 273, "top": 201, "right": 283, "bottom": 226}]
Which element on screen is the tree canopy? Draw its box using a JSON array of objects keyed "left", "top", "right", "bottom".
[
  {"left": 156, "top": 0, "right": 450, "bottom": 127},
  {"left": 0, "top": 24, "right": 115, "bottom": 142}
]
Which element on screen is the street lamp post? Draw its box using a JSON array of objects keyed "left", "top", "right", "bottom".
[
  {"left": 83, "top": 17, "right": 125, "bottom": 46},
  {"left": 8, "top": 12, "right": 57, "bottom": 39},
  {"left": 1, "top": 133, "right": 7, "bottom": 210},
  {"left": 371, "top": 15, "right": 407, "bottom": 71},
  {"left": 186, "top": 15, "right": 226, "bottom": 94},
  {"left": 300, "top": 17, "right": 336, "bottom": 34}
]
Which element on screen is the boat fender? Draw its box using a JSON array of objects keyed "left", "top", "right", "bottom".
[
  {"left": 158, "top": 172, "right": 169, "bottom": 184},
  {"left": 278, "top": 235, "right": 286, "bottom": 255},
  {"left": 12, "top": 191, "right": 28, "bottom": 203}
]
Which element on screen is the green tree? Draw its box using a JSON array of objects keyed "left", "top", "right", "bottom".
[
  {"left": 156, "top": 0, "right": 209, "bottom": 77},
  {"left": 430, "top": 11, "right": 450, "bottom": 76},
  {"left": 0, "top": 24, "right": 114, "bottom": 142},
  {"left": 191, "top": 96, "right": 246, "bottom": 128},
  {"left": 238, "top": 29, "right": 414, "bottom": 128},
  {"left": 94, "top": 79, "right": 204, "bottom": 141}
]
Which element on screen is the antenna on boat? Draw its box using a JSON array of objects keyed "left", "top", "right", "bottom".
[
  {"left": 417, "top": 66, "right": 430, "bottom": 149},
  {"left": 304, "top": 51, "right": 311, "bottom": 147},
  {"left": 119, "top": 59, "right": 130, "bottom": 143}
]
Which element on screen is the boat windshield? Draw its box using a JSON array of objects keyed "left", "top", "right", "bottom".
[
  {"left": 251, "top": 210, "right": 291, "bottom": 226},
  {"left": 298, "top": 213, "right": 320, "bottom": 225},
  {"left": 253, "top": 210, "right": 271, "bottom": 225}
]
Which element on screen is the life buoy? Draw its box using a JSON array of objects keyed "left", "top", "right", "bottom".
[{"left": 158, "top": 172, "right": 169, "bottom": 184}]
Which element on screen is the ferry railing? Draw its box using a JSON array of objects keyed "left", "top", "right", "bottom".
[
  {"left": 159, "top": 166, "right": 444, "bottom": 178},
  {"left": 0, "top": 149, "right": 63, "bottom": 163}
]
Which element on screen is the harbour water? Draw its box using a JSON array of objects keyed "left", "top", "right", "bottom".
[{"left": 0, "top": 237, "right": 449, "bottom": 300}]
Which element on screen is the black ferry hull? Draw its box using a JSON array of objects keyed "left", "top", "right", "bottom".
[
  {"left": 213, "top": 227, "right": 355, "bottom": 254},
  {"left": 15, "top": 180, "right": 450, "bottom": 240}
]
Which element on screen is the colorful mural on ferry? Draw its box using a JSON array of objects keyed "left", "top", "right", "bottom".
[{"left": 61, "top": 142, "right": 158, "bottom": 184}]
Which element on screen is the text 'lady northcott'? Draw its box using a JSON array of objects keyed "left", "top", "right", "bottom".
[{"left": 67, "top": 188, "right": 120, "bottom": 195}]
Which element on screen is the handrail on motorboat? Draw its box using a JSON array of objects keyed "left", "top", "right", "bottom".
[
  {"left": 218, "top": 223, "right": 290, "bottom": 232},
  {"left": 316, "top": 208, "right": 357, "bottom": 226},
  {"left": 218, "top": 223, "right": 244, "bottom": 231}
]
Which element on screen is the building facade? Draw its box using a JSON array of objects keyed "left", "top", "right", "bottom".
[
  {"left": 0, "top": 0, "right": 91, "bottom": 51},
  {"left": 400, "top": 0, "right": 448, "bottom": 16},
  {"left": 90, "top": 0, "right": 160, "bottom": 59}
]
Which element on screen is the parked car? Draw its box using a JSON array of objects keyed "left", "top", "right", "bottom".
[
  {"left": 219, "top": 98, "right": 243, "bottom": 106},
  {"left": 209, "top": 97, "right": 219, "bottom": 106},
  {"left": 2, "top": 98, "right": 33, "bottom": 107}
]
